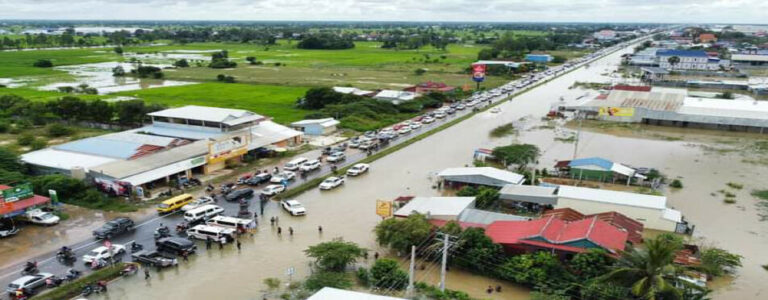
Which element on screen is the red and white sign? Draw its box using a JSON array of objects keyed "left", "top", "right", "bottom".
[{"left": 471, "top": 64, "right": 486, "bottom": 82}]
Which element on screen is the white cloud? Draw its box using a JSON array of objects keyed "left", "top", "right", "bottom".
[{"left": 0, "top": 0, "right": 766, "bottom": 23}]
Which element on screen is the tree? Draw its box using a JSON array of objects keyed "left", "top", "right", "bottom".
[
  {"left": 304, "top": 238, "right": 366, "bottom": 272},
  {"left": 414, "top": 68, "right": 427, "bottom": 75},
  {"left": 374, "top": 213, "right": 433, "bottom": 254},
  {"left": 601, "top": 235, "right": 700, "bottom": 300},
  {"left": 297, "top": 87, "right": 344, "bottom": 110},
  {"left": 569, "top": 249, "right": 614, "bottom": 279},
  {"left": 456, "top": 186, "right": 478, "bottom": 196},
  {"left": 112, "top": 65, "right": 126, "bottom": 77},
  {"left": 113, "top": 46, "right": 124, "bottom": 55},
  {"left": 696, "top": 247, "right": 742, "bottom": 277},
  {"left": 245, "top": 56, "right": 257, "bottom": 64},
  {"left": 498, "top": 251, "right": 569, "bottom": 288},
  {"left": 30, "top": 174, "right": 86, "bottom": 200},
  {"left": 0, "top": 147, "right": 23, "bottom": 172},
  {"left": 209, "top": 50, "right": 237, "bottom": 68},
  {"left": 33, "top": 59, "right": 53, "bottom": 68},
  {"left": 667, "top": 56, "right": 681, "bottom": 70},
  {"left": 87, "top": 100, "right": 115, "bottom": 124},
  {"left": 46, "top": 124, "right": 73, "bottom": 137},
  {"left": 475, "top": 187, "right": 500, "bottom": 209},
  {"left": 173, "top": 59, "right": 189, "bottom": 68},
  {"left": 115, "top": 100, "right": 146, "bottom": 125},
  {"left": 369, "top": 258, "right": 409, "bottom": 290},
  {"left": 492, "top": 144, "right": 540, "bottom": 169},
  {"left": 16, "top": 133, "right": 35, "bottom": 146},
  {"left": 452, "top": 227, "right": 504, "bottom": 275},
  {"left": 552, "top": 55, "right": 567, "bottom": 64},
  {"left": 53, "top": 96, "right": 88, "bottom": 121}
]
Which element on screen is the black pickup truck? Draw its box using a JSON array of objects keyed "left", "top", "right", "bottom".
[{"left": 132, "top": 250, "right": 178, "bottom": 268}]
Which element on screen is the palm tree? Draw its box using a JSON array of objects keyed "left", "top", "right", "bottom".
[{"left": 601, "top": 236, "right": 702, "bottom": 300}]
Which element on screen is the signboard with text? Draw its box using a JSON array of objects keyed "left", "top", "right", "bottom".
[
  {"left": 598, "top": 107, "right": 635, "bottom": 117},
  {"left": 471, "top": 64, "right": 486, "bottom": 83},
  {"left": 2, "top": 183, "right": 34, "bottom": 203},
  {"left": 376, "top": 200, "right": 393, "bottom": 218},
  {"left": 208, "top": 133, "right": 250, "bottom": 164}
]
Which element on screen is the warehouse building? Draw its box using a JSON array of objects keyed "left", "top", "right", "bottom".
[
  {"left": 554, "top": 157, "right": 642, "bottom": 184},
  {"left": 22, "top": 105, "right": 302, "bottom": 196},
  {"left": 561, "top": 87, "right": 768, "bottom": 133},
  {"left": 290, "top": 118, "right": 340, "bottom": 136},
  {"left": 437, "top": 167, "right": 525, "bottom": 188},
  {"left": 393, "top": 196, "right": 476, "bottom": 221}
]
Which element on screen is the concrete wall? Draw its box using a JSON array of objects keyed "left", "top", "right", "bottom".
[{"left": 555, "top": 197, "right": 677, "bottom": 231}]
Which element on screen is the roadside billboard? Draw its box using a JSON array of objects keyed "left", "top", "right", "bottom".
[
  {"left": 1, "top": 183, "right": 34, "bottom": 203},
  {"left": 471, "top": 64, "right": 486, "bottom": 83},
  {"left": 598, "top": 107, "right": 634, "bottom": 117},
  {"left": 376, "top": 200, "right": 393, "bottom": 218},
  {"left": 208, "top": 132, "right": 250, "bottom": 164}
]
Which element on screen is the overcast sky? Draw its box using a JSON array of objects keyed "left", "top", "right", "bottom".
[{"left": 1, "top": 0, "right": 766, "bottom": 24}]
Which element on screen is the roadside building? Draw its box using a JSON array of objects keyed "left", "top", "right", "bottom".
[
  {"left": 393, "top": 196, "right": 475, "bottom": 221},
  {"left": 0, "top": 184, "right": 51, "bottom": 218},
  {"left": 437, "top": 167, "right": 525, "bottom": 188},
  {"left": 556, "top": 157, "right": 641, "bottom": 184},
  {"left": 593, "top": 30, "right": 617, "bottom": 41},
  {"left": 543, "top": 208, "right": 644, "bottom": 244},
  {"left": 403, "top": 81, "right": 455, "bottom": 94},
  {"left": 21, "top": 105, "right": 302, "bottom": 196},
  {"left": 657, "top": 49, "right": 720, "bottom": 70},
  {"left": 498, "top": 184, "right": 558, "bottom": 206},
  {"left": 472, "top": 148, "right": 494, "bottom": 162},
  {"left": 373, "top": 90, "right": 418, "bottom": 105},
  {"left": 555, "top": 185, "right": 684, "bottom": 232},
  {"left": 485, "top": 215, "right": 629, "bottom": 257},
  {"left": 290, "top": 118, "right": 340, "bottom": 136},
  {"left": 308, "top": 287, "right": 405, "bottom": 300},
  {"left": 525, "top": 54, "right": 553, "bottom": 63},
  {"left": 698, "top": 33, "right": 717, "bottom": 43},
  {"left": 332, "top": 86, "right": 375, "bottom": 97},
  {"left": 731, "top": 53, "right": 768, "bottom": 67},
  {"left": 641, "top": 67, "right": 670, "bottom": 82}
]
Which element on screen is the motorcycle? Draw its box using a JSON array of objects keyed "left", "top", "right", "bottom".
[
  {"left": 56, "top": 248, "right": 76, "bottom": 263},
  {"left": 21, "top": 262, "right": 38, "bottom": 276},
  {"left": 154, "top": 226, "right": 171, "bottom": 240},
  {"left": 176, "top": 222, "right": 189, "bottom": 234},
  {"left": 120, "top": 263, "right": 139, "bottom": 276},
  {"left": 46, "top": 276, "right": 64, "bottom": 288},
  {"left": 65, "top": 268, "right": 82, "bottom": 281},
  {"left": 130, "top": 242, "right": 144, "bottom": 253},
  {"left": 81, "top": 284, "right": 106, "bottom": 297}
]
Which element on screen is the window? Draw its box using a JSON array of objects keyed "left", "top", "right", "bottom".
[{"left": 187, "top": 119, "right": 203, "bottom": 126}]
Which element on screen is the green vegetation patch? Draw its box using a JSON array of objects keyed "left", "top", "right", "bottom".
[
  {"left": 35, "top": 263, "right": 126, "bottom": 300},
  {"left": 115, "top": 82, "right": 311, "bottom": 124},
  {"left": 490, "top": 122, "right": 517, "bottom": 138}
]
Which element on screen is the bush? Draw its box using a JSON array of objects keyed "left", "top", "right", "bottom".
[
  {"left": 34, "top": 264, "right": 125, "bottom": 300},
  {"left": 0, "top": 122, "right": 9, "bottom": 133},
  {"left": 303, "top": 271, "right": 352, "bottom": 291},
  {"left": 370, "top": 258, "right": 409, "bottom": 290},
  {"left": 16, "top": 133, "right": 35, "bottom": 146},
  {"left": 33, "top": 59, "right": 53, "bottom": 68},
  {"left": 414, "top": 68, "right": 427, "bottom": 75},
  {"left": 356, "top": 267, "right": 370, "bottom": 287},
  {"left": 30, "top": 138, "right": 47, "bottom": 150},
  {"left": 47, "top": 123, "right": 74, "bottom": 137},
  {"left": 670, "top": 179, "right": 683, "bottom": 188},
  {"left": 173, "top": 59, "right": 189, "bottom": 68}
]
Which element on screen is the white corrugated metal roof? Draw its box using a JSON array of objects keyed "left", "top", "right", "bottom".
[
  {"left": 291, "top": 118, "right": 340, "bottom": 128},
  {"left": 557, "top": 185, "right": 668, "bottom": 210},
  {"left": 250, "top": 121, "right": 302, "bottom": 149},
  {"left": 731, "top": 54, "right": 768, "bottom": 62},
  {"left": 91, "top": 140, "right": 209, "bottom": 179},
  {"left": 308, "top": 287, "right": 405, "bottom": 300},
  {"left": 610, "top": 163, "right": 636, "bottom": 177},
  {"left": 394, "top": 197, "right": 475, "bottom": 218},
  {"left": 438, "top": 167, "right": 525, "bottom": 185},
  {"left": 374, "top": 90, "right": 417, "bottom": 101},
  {"left": 21, "top": 148, "right": 116, "bottom": 171},
  {"left": 662, "top": 208, "right": 682, "bottom": 223},
  {"left": 679, "top": 97, "right": 768, "bottom": 120},
  {"left": 148, "top": 105, "right": 265, "bottom": 125},
  {"left": 500, "top": 184, "right": 557, "bottom": 197}
]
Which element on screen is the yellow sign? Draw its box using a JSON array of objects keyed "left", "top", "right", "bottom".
[
  {"left": 376, "top": 200, "right": 393, "bottom": 218},
  {"left": 598, "top": 107, "right": 634, "bottom": 117}
]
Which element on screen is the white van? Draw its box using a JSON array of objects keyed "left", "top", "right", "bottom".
[
  {"left": 186, "top": 224, "right": 235, "bottom": 243},
  {"left": 284, "top": 157, "right": 308, "bottom": 171},
  {"left": 206, "top": 216, "right": 254, "bottom": 230},
  {"left": 183, "top": 204, "right": 224, "bottom": 223}
]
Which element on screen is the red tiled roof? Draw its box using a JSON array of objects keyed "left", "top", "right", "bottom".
[
  {"left": 613, "top": 85, "right": 652, "bottom": 92},
  {"left": 589, "top": 211, "right": 644, "bottom": 244},
  {"left": 485, "top": 216, "right": 628, "bottom": 253},
  {"left": 543, "top": 208, "right": 585, "bottom": 221},
  {"left": 554, "top": 160, "right": 571, "bottom": 169}
]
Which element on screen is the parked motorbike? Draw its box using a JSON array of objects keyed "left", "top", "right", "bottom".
[
  {"left": 65, "top": 268, "right": 82, "bottom": 281},
  {"left": 120, "top": 263, "right": 138, "bottom": 276},
  {"left": 154, "top": 226, "right": 171, "bottom": 240},
  {"left": 46, "top": 276, "right": 64, "bottom": 288},
  {"left": 81, "top": 283, "right": 106, "bottom": 297},
  {"left": 176, "top": 222, "right": 189, "bottom": 234}
]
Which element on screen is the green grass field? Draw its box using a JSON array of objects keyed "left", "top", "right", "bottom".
[
  {"left": 114, "top": 82, "right": 311, "bottom": 124},
  {"left": 0, "top": 48, "right": 120, "bottom": 77}
]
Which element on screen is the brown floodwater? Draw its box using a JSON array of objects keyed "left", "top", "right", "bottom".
[{"left": 91, "top": 43, "right": 766, "bottom": 300}]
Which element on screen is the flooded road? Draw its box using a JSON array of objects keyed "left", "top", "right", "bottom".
[{"left": 73, "top": 40, "right": 768, "bottom": 300}]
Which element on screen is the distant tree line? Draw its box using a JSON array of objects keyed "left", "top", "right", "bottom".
[{"left": 297, "top": 34, "right": 355, "bottom": 50}]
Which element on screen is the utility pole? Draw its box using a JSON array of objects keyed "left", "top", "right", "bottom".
[
  {"left": 406, "top": 245, "right": 415, "bottom": 297},
  {"left": 572, "top": 110, "right": 582, "bottom": 160},
  {"left": 436, "top": 233, "right": 456, "bottom": 291}
]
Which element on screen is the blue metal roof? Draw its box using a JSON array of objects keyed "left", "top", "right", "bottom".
[
  {"left": 656, "top": 49, "right": 708, "bottom": 58},
  {"left": 55, "top": 137, "right": 142, "bottom": 159},
  {"left": 568, "top": 157, "right": 613, "bottom": 170}
]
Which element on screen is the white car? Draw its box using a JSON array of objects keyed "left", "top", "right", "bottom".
[
  {"left": 409, "top": 122, "right": 421, "bottom": 130},
  {"left": 270, "top": 171, "right": 296, "bottom": 183},
  {"left": 319, "top": 176, "right": 345, "bottom": 190},
  {"left": 326, "top": 152, "right": 346, "bottom": 163},
  {"left": 299, "top": 160, "right": 321, "bottom": 172},
  {"left": 182, "top": 197, "right": 215, "bottom": 212},
  {"left": 261, "top": 184, "right": 286, "bottom": 196},
  {"left": 25, "top": 209, "right": 59, "bottom": 226},
  {"left": 397, "top": 127, "right": 411, "bottom": 135},
  {"left": 491, "top": 107, "right": 501, "bottom": 113},
  {"left": 434, "top": 112, "right": 446, "bottom": 119},
  {"left": 281, "top": 200, "right": 306, "bottom": 216},
  {"left": 346, "top": 163, "right": 369, "bottom": 176},
  {"left": 422, "top": 117, "right": 435, "bottom": 124},
  {"left": 6, "top": 273, "right": 53, "bottom": 295},
  {"left": 82, "top": 244, "right": 126, "bottom": 264}
]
